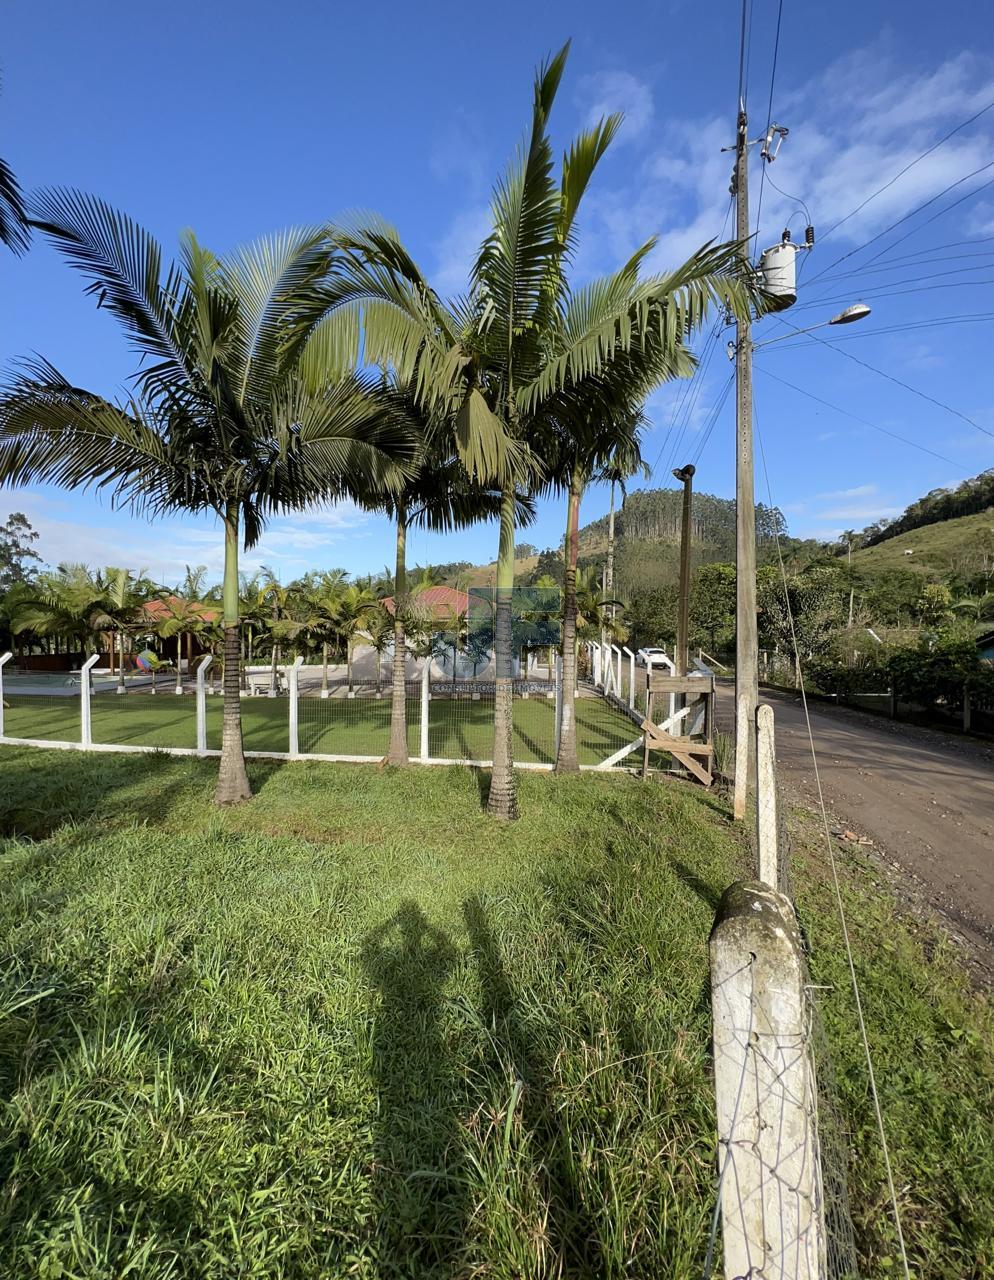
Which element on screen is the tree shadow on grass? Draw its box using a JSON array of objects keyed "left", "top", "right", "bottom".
[
  {"left": 463, "top": 893, "right": 614, "bottom": 1278},
  {"left": 361, "top": 901, "right": 467, "bottom": 1278},
  {"left": 0, "top": 750, "right": 201, "bottom": 840}
]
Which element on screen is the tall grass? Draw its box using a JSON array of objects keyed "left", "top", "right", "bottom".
[{"left": 0, "top": 747, "right": 990, "bottom": 1277}]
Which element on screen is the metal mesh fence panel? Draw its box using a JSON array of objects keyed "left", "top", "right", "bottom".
[
  {"left": 205, "top": 694, "right": 289, "bottom": 754},
  {"left": 91, "top": 691, "right": 198, "bottom": 749},
  {"left": 298, "top": 683, "right": 416, "bottom": 758},
  {"left": 2, "top": 691, "right": 81, "bottom": 743}
]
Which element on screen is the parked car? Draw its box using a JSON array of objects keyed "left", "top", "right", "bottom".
[{"left": 636, "top": 647, "right": 671, "bottom": 667}]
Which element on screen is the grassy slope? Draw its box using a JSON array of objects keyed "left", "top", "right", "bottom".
[
  {"left": 851, "top": 505, "right": 994, "bottom": 577},
  {"left": 0, "top": 752, "right": 991, "bottom": 1278}
]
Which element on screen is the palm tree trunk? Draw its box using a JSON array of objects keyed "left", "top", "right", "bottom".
[
  {"left": 117, "top": 632, "right": 126, "bottom": 694},
  {"left": 387, "top": 509, "right": 409, "bottom": 765},
  {"left": 176, "top": 634, "right": 184, "bottom": 694},
  {"left": 556, "top": 470, "right": 583, "bottom": 773},
  {"left": 488, "top": 486, "right": 518, "bottom": 819},
  {"left": 215, "top": 506, "right": 251, "bottom": 805}
]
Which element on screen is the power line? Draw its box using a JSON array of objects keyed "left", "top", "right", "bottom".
[
  {"left": 804, "top": 159, "right": 994, "bottom": 287},
  {"left": 691, "top": 372, "right": 735, "bottom": 466},
  {"left": 860, "top": 173, "right": 994, "bottom": 268},
  {"left": 759, "top": 312, "right": 994, "bottom": 351},
  {"left": 771, "top": 316, "right": 994, "bottom": 440},
  {"left": 816, "top": 97, "right": 994, "bottom": 247},
  {"left": 754, "top": 366, "right": 962, "bottom": 465},
  {"left": 753, "top": 402, "right": 912, "bottom": 1280},
  {"left": 753, "top": 0, "right": 785, "bottom": 239},
  {"left": 736, "top": 0, "right": 750, "bottom": 110},
  {"left": 818, "top": 248, "right": 994, "bottom": 282},
  {"left": 785, "top": 276, "right": 994, "bottom": 317}
]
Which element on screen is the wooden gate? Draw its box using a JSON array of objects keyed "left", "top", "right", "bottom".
[{"left": 641, "top": 673, "right": 715, "bottom": 786}]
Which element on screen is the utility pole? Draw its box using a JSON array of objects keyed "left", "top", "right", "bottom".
[
  {"left": 733, "top": 105, "right": 758, "bottom": 822},
  {"left": 673, "top": 464, "right": 695, "bottom": 677},
  {"left": 606, "top": 479, "right": 616, "bottom": 626}
]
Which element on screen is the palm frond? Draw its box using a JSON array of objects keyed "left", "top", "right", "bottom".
[
  {"left": 0, "top": 154, "right": 29, "bottom": 255},
  {"left": 28, "top": 189, "right": 191, "bottom": 381}
]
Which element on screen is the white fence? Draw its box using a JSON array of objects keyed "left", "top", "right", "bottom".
[{"left": 0, "top": 651, "right": 650, "bottom": 773}]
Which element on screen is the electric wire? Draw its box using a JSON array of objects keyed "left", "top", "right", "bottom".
[
  {"left": 784, "top": 276, "right": 994, "bottom": 318},
  {"left": 753, "top": 403, "right": 912, "bottom": 1280},
  {"left": 690, "top": 372, "right": 735, "bottom": 467},
  {"left": 859, "top": 173, "right": 994, "bottom": 268},
  {"left": 771, "top": 316, "right": 994, "bottom": 440},
  {"left": 816, "top": 97, "right": 994, "bottom": 247},
  {"left": 817, "top": 248, "right": 994, "bottom": 282},
  {"left": 661, "top": 321, "right": 723, "bottom": 475},
  {"left": 753, "top": 0, "right": 785, "bottom": 240},
  {"left": 649, "top": 196, "right": 734, "bottom": 483},
  {"left": 804, "top": 159, "right": 994, "bottom": 287},
  {"left": 754, "top": 366, "right": 961, "bottom": 466},
  {"left": 759, "top": 313, "right": 994, "bottom": 352}
]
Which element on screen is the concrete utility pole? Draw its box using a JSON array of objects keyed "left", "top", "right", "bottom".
[
  {"left": 733, "top": 106, "right": 758, "bottom": 822},
  {"left": 673, "top": 464, "right": 695, "bottom": 678}
]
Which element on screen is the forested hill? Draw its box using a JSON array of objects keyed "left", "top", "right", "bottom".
[
  {"left": 579, "top": 487, "right": 787, "bottom": 559},
  {"left": 853, "top": 469, "right": 994, "bottom": 548}
]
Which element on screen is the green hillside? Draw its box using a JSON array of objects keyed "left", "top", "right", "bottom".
[{"left": 851, "top": 505, "right": 994, "bottom": 578}]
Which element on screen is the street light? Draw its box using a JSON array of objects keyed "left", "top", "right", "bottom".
[{"left": 746, "top": 303, "right": 872, "bottom": 352}]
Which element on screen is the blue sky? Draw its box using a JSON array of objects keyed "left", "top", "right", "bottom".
[{"left": 1, "top": 0, "right": 992, "bottom": 586}]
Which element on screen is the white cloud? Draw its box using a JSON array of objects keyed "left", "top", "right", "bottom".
[
  {"left": 431, "top": 205, "right": 491, "bottom": 298},
  {"left": 578, "top": 70, "right": 654, "bottom": 142},
  {"left": 815, "top": 504, "right": 902, "bottom": 522},
  {"left": 3, "top": 490, "right": 372, "bottom": 586},
  {"left": 573, "top": 48, "right": 994, "bottom": 288},
  {"left": 816, "top": 483, "right": 878, "bottom": 499}
]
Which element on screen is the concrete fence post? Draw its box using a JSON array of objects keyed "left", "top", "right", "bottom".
[
  {"left": 288, "top": 655, "right": 305, "bottom": 757},
  {"left": 710, "top": 881, "right": 827, "bottom": 1279},
  {"left": 196, "top": 655, "right": 213, "bottom": 755},
  {"left": 80, "top": 653, "right": 101, "bottom": 747},
  {"left": 554, "top": 652, "right": 563, "bottom": 757},
  {"left": 419, "top": 661, "right": 430, "bottom": 761},
  {"left": 0, "top": 652, "right": 11, "bottom": 737},
  {"left": 593, "top": 643, "right": 602, "bottom": 689},
  {"left": 622, "top": 646, "right": 636, "bottom": 709},
  {"left": 756, "top": 703, "right": 778, "bottom": 890}
]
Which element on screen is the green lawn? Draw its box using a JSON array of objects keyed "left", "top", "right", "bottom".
[
  {"left": 0, "top": 750, "right": 991, "bottom": 1277},
  {"left": 2, "top": 692, "right": 642, "bottom": 765}
]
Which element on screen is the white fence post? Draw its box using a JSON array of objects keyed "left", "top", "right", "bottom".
[
  {"left": 196, "top": 655, "right": 213, "bottom": 755},
  {"left": 756, "top": 704, "right": 778, "bottom": 889},
  {"left": 554, "top": 652, "right": 563, "bottom": 757},
  {"left": 593, "top": 643, "right": 602, "bottom": 689},
  {"left": 0, "top": 652, "right": 11, "bottom": 737},
  {"left": 288, "top": 654, "right": 304, "bottom": 757},
  {"left": 610, "top": 644, "right": 623, "bottom": 698},
  {"left": 80, "top": 653, "right": 101, "bottom": 747},
  {"left": 419, "top": 661, "right": 430, "bottom": 761},
  {"left": 622, "top": 646, "right": 635, "bottom": 709},
  {"left": 710, "top": 882, "right": 827, "bottom": 1278}
]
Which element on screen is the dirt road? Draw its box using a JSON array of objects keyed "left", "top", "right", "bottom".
[{"left": 719, "top": 686, "right": 994, "bottom": 956}]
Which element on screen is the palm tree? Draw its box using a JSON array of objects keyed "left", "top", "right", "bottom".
[
  {"left": 548, "top": 407, "right": 652, "bottom": 772},
  {"left": 335, "top": 583, "right": 378, "bottom": 693},
  {"left": 362, "top": 603, "right": 394, "bottom": 696},
  {"left": 304, "top": 569, "right": 348, "bottom": 695},
  {"left": 0, "top": 193, "right": 414, "bottom": 802},
  {"left": 952, "top": 593, "right": 994, "bottom": 623},
  {"left": 324, "top": 45, "right": 757, "bottom": 817},
  {"left": 102, "top": 566, "right": 153, "bottom": 693},
  {"left": 0, "top": 79, "right": 29, "bottom": 256}
]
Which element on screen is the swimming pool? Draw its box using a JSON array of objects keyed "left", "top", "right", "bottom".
[{"left": 1, "top": 670, "right": 136, "bottom": 690}]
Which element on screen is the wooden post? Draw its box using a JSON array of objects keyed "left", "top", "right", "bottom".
[
  {"left": 963, "top": 685, "right": 972, "bottom": 732},
  {"left": 756, "top": 704, "right": 778, "bottom": 890}
]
